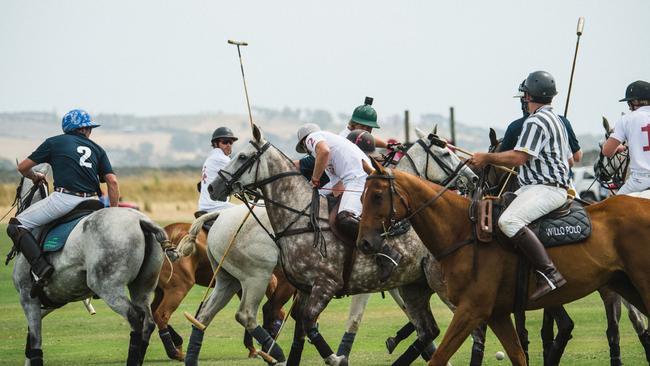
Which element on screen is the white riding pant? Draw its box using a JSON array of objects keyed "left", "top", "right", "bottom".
[
  {"left": 17, "top": 192, "right": 92, "bottom": 232},
  {"left": 338, "top": 177, "right": 365, "bottom": 216},
  {"left": 498, "top": 184, "right": 567, "bottom": 238},
  {"left": 618, "top": 172, "right": 650, "bottom": 195}
]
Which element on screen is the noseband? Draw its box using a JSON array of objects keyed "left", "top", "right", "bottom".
[
  {"left": 217, "top": 141, "right": 272, "bottom": 194},
  {"left": 401, "top": 135, "right": 463, "bottom": 188},
  {"left": 594, "top": 148, "right": 630, "bottom": 191}
]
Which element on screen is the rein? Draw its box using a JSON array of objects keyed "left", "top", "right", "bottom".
[
  {"left": 401, "top": 137, "right": 461, "bottom": 188},
  {"left": 369, "top": 160, "right": 469, "bottom": 242}
]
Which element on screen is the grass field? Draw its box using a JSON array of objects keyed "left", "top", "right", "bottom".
[{"left": 0, "top": 172, "right": 647, "bottom": 365}]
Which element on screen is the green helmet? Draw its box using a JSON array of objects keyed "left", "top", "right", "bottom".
[{"left": 350, "top": 96, "right": 379, "bottom": 129}]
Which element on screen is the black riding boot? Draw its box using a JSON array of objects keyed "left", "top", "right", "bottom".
[
  {"left": 7, "top": 218, "right": 54, "bottom": 283},
  {"left": 511, "top": 226, "right": 566, "bottom": 301},
  {"left": 335, "top": 211, "right": 360, "bottom": 242},
  {"left": 377, "top": 244, "right": 402, "bottom": 282}
]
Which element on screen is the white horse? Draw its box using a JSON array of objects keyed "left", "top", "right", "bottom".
[
  {"left": 178, "top": 124, "right": 478, "bottom": 366},
  {"left": 10, "top": 164, "right": 172, "bottom": 366}
]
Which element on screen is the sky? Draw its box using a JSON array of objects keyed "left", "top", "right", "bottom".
[{"left": 1, "top": 0, "right": 648, "bottom": 135}]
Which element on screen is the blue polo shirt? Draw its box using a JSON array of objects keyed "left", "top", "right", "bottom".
[
  {"left": 28, "top": 132, "right": 114, "bottom": 194},
  {"left": 500, "top": 114, "right": 581, "bottom": 154}
]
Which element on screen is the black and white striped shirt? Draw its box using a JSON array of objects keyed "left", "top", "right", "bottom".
[{"left": 514, "top": 105, "right": 571, "bottom": 187}]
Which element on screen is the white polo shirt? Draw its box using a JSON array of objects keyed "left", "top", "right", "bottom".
[
  {"left": 198, "top": 148, "right": 234, "bottom": 212},
  {"left": 611, "top": 106, "right": 650, "bottom": 173},
  {"left": 304, "top": 130, "right": 369, "bottom": 183}
]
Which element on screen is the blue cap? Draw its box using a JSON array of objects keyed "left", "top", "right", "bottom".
[{"left": 61, "top": 109, "right": 101, "bottom": 133}]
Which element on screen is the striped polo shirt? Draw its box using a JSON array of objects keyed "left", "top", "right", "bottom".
[{"left": 514, "top": 105, "right": 571, "bottom": 187}]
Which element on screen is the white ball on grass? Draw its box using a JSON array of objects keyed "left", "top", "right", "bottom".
[{"left": 495, "top": 351, "right": 505, "bottom": 360}]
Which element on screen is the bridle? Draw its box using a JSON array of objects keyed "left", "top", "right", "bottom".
[
  {"left": 594, "top": 142, "right": 630, "bottom": 192},
  {"left": 367, "top": 160, "right": 469, "bottom": 239},
  {"left": 216, "top": 140, "right": 329, "bottom": 255},
  {"left": 15, "top": 177, "right": 48, "bottom": 215},
  {"left": 400, "top": 134, "right": 469, "bottom": 191}
]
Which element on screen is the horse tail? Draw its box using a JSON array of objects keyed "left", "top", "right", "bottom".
[
  {"left": 176, "top": 210, "right": 222, "bottom": 258},
  {"left": 139, "top": 216, "right": 176, "bottom": 260}
]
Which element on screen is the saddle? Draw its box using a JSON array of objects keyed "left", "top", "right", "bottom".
[
  {"left": 473, "top": 192, "right": 592, "bottom": 247},
  {"left": 38, "top": 200, "right": 105, "bottom": 252}
]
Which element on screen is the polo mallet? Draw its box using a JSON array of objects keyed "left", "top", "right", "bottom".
[
  {"left": 183, "top": 209, "right": 252, "bottom": 330},
  {"left": 227, "top": 39, "right": 255, "bottom": 133},
  {"left": 564, "top": 17, "right": 585, "bottom": 118},
  {"left": 429, "top": 135, "right": 518, "bottom": 175},
  {"left": 83, "top": 298, "right": 96, "bottom": 315}
]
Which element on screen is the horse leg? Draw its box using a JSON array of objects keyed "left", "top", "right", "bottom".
[
  {"left": 287, "top": 292, "right": 308, "bottom": 366},
  {"left": 385, "top": 288, "right": 418, "bottom": 355},
  {"left": 391, "top": 284, "right": 438, "bottom": 366},
  {"left": 599, "top": 288, "right": 623, "bottom": 366},
  {"left": 545, "top": 306, "right": 574, "bottom": 366},
  {"left": 512, "top": 310, "right": 528, "bottom": 365},
  {"left": 302, "top": 280, "right": 347, "bottom": 366},
  {"left": 336, "top": 293, "right": 370, "bottom": 358},
  {"left": 264, "top": 271, "right": 294, "bottom": 339},
  {"left": 427, "top": 302, "right": 490, "bottom": 366},
  {"left": 127, "top": 243, "right": 163, "bottom": 366},
  {"left": 97, "top": 288, "right": 145, "bottom": 366},
  {"left": 487, "top": 314, "right": 527, "bottom": 366},
  {"left": 154, "top": 286, "right": 192, "bottom": 361},
  {"left": 622, "top": 297, "right": 650, "bottom": 363},
  {"left": 469, "top": 323, "right": 488, "bottom": 366},
  {"left": 19, "top": 293, "right": 44, "bottom": 366},
  {"left": 184, "top": 271, "right": 241, "bottom": 366},
  {"left": 236, "top": 275, "right": 286, "bottom": 364},
  {"left": 540, "top": 309, "right": 555, "bottom": 364}
]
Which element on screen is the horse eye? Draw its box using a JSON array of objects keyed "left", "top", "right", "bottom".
[
  {"left": 373, "top": 192, "right": 383, "bottom": 202},
  {"left": 442, "top": 151, "right": 451, "bottom": 157},
  {"left": 238, "top": 154, "right": 247, "bottom": 160}
]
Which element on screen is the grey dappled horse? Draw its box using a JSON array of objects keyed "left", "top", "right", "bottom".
[
  {"left": 197, "top": 124, "right": 477, "bottom": 366},
  {"left": 10, "top": 164, "right": 171, "bottom": 366},
  {"left": 177, "top": 125, "right": 481, "bottom": 366}
]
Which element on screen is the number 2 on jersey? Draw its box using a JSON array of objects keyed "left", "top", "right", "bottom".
[{"left": 77, "top": 146, "right": 93, "bottom": 168}]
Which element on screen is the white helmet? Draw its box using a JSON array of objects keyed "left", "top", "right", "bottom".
[{"left": 295, "top": 123, "right": 321, "bottom": 153}]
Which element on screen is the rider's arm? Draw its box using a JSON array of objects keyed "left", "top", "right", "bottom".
[
  {"left": 17, "top": 158, "right": 44, "bottom": 183},
  {"left": 104, "top": 173, "right": 120, "bottom": 207},
  {"left": 312, "top": 141, "right": 330, "bottom": 187},
  {"left": 602, "top": 137, "right": 623, "bottom": 158},
  {"left": 485, "top": 150, "right": 529, "bottom": 167},
  {"left": 572, "top": 150, "right": 583, "bottom": 163},
  {"left": 373, "top": 136, "right": 388, "bottom": 149}
]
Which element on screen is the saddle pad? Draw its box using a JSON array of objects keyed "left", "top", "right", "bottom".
[
  {"left": 42, "top": 216, "right": 86, "bottom": 252},
  {"left": 530, "top": 202, "right": 591, "bottom": 248}
]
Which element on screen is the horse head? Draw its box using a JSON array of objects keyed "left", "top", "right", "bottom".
[
  {"left": 15, "top": 163, "right": 50, "bottom": 215},
  {"left": 356, "top": 159, "right": 405, "bottom": 254},
  {"left": 209, "top": 124, "right": 274, "bottom": 201},
  {"left": 410, "top": 126, "right": 478, "bottom": 194},
  {"left": 594, "top": 116, "right": 630, "bottom": 190}
]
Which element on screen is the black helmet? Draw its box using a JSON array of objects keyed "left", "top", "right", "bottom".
[
  {"left": 211, "top": 127, "right": 238, "bottom": 142},
  {"left": 347, "top": 129, "right": 376, "bottom": 153},
  {"left": 520, "top": 71, "right": 558, "bottom": 102},
  {"left": 619, "top": 80, "right": 650, "bottom": 102}
]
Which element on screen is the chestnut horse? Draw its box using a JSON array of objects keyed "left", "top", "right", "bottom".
[
  {"left": 151, "top": 222, "right": 292, "bottom": 361},
  {"left": 358, "top": 160, "right": 650, "bottom": 365}
]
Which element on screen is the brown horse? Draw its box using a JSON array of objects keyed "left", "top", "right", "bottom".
[
  {"left": 151, "top": 222, "right": 293, "bottom": 361},
  {"left": 358, "top": 160, "right": 650, "bottom": 365}
]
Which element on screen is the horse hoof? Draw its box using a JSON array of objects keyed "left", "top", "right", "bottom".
[
  {"left": 174, "top": 348, "right": 185, "bottom": 361},
  {"left": 386, "top": 337, "right": 397, "bottom": 354},
  {"left": 248, "top": 349, "right": 258, "bottom": 359},
  {"left": 325, "top": 354, "right": 348, "bottom": 366}
]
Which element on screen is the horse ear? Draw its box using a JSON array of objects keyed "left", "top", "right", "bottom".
[
  {"left": 362, "top": 159, "right": 375, "bottom": 175},
  {"left": 414, "top": 127, "right": 426, "bottom": 139},
  {"left": 432, "top": 124, "right": 438, "bottom": 135},
  {"left": 489, "top": 128, "right": 498, "bottom": 146},
  {"left": 602, "top": 117, "right": 611, "bottom": 133},
  {"left": 252, "top": 124, "right": 263, "bottom": 142}
]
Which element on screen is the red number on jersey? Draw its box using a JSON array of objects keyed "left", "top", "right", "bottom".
[{"left": 643, "top": 124, "right": 650, "bottom": 152}]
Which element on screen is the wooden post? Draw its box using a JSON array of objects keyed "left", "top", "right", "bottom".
[
  {"left": 449, "top": 106, "right": 456, "bottom": 144},
  {"left": 404, "top": 110, "right": 410, "bottom": 144}
]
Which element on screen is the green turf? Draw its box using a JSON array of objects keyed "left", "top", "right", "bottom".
[{"left": 0, "top": 223, "right": 647, "bottom": 365}]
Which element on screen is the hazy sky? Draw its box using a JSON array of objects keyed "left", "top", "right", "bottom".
[{"left": 1, "top": 1, "right": 648, "bottom": 135}]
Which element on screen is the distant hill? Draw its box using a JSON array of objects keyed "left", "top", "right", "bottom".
[{"left": 0, "top": 110, "right": 604, "bottom": 169}]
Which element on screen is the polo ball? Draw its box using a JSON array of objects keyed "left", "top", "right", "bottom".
[{"left": 495, "top": 351, "right": 505, "bottom": 360}]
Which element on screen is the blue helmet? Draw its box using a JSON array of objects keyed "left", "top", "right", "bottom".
[{"left": 61, "top": 109, "right": 101, "bottom": 133}]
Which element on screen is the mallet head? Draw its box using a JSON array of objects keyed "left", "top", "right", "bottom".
[
  {"left": 227, "top": 39, "right": 248, "bottom": 46},
  {"left": 576, "top": 17, "right": 585, "bottom": 36}
]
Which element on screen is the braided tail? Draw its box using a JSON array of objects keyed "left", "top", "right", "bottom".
[{"left": 176, "top": 211, "right": 222, "bottom": 258}]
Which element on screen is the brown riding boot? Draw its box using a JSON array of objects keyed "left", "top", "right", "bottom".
[{"left": 511, "top": 226, "right": 566, "bottom": 301}]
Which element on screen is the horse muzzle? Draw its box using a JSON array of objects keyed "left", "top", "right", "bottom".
[
  {"left": 356, "top": 235, "right": 383, "bottom": 255},
  {"left": 208, "top": 179, "right": 232, "bottom": 201}
]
